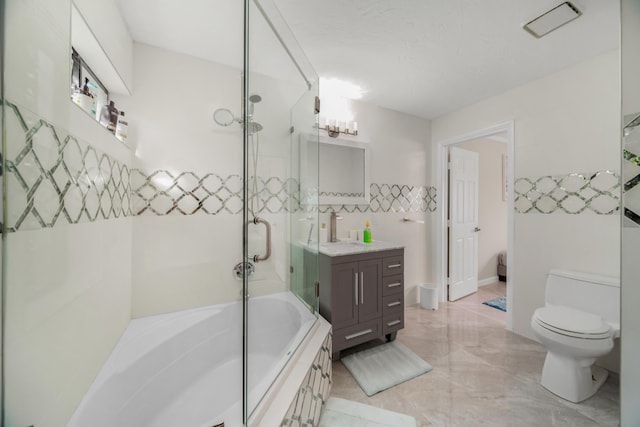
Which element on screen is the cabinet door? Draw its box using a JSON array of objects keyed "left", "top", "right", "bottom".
[
  {"left": 331, "top": 261, "right": 359, "bottom": 330},
  {"left": 357, "top": 259, "right": 383, "bottom": 323}
]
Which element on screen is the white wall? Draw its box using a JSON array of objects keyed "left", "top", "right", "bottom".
[
  {"left": 112, "top": 43, "right": 306, "bottom": 317},
  {"left": 320, "top": 98, "right": 431, "bottom": 305},
  {"left": 458, "top": 138, "right": 507, "bottom": 283},
  {"left": 3, "top": 0, "right": 134, "bottom": 425},
  {"left": 621, "top": 0, "right": 640, "bottom": 423},
  {"left": 431, "top": 51, "right": 621, "bottom": 345}
]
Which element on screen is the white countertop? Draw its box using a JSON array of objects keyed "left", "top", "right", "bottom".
[{"left": 318, "top": 240, "right": 404, "bottom": 257}]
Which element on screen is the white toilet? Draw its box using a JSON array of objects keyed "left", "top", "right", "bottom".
[{"left": 531, "top": 269, "right": 619, "bottom": 403}]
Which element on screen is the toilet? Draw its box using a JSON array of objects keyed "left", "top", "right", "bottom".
[{"left": 531, "top": 269, "right": 619, "bottom": 403}]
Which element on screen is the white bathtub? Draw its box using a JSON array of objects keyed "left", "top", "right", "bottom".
[{"left": 68, "top": 292, "right": 317, "bottom": 427}]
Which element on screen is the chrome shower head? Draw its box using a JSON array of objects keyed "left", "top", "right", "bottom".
[
  {"left": 246, "top": 122, "right": 263, "bottom": 133},
  {"left": 249, "top": 94, "right": 262, "bottom": 103}
]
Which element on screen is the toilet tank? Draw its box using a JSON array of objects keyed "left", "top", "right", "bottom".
[{"left": 546, "top": 269, "right": 620, "bottom": 331}]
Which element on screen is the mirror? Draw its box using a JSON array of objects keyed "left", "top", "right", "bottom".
[{"left": 302, "top": 134, "right": 369, "bottom": 205}]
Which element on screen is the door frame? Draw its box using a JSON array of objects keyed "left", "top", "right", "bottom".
[{"left": 435, "top": 121, "right": 515, "bottom": 330}]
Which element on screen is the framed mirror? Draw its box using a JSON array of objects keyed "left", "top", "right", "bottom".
[{"left": 301, "top": 134, "right": 369, "bottom": 205}]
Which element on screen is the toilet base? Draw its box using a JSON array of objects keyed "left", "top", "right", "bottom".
[{"left": 540, "top": 352, "right": 608, "bottom": 403}]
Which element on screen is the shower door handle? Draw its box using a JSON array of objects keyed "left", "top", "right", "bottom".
[{"left": 252, "top": 217, "right": 271, "bottom": 262}]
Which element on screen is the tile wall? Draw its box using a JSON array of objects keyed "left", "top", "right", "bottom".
[
  {"left": 281, "top": 332, "right": 332, "bottom": 427},
  {"left": 514, "top": 170, "right": 620, "bottom": 215}
]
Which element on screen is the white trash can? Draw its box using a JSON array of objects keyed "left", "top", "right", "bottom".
[{"left": 420, "top": 283, "right": 439, "bottom": 310}]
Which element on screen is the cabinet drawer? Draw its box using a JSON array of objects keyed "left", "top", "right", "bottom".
[
  {"left": 382, "top": 275, "right": 403, "bottom": 296},
  {"left": 383, "top": 313, "right": 404, "bottom": 335},
  {"left": 382, "top": 256, "right": 403, "bottom": 276},
  {"left": 383, "top": 294, "right": 404, "bottom": 315},
  {"left": 332, "top": 319, "right": 382, "bottom": 353}
]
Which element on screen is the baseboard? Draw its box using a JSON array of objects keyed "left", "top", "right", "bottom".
[{"left": 478, "top": 276, "right": 499, "bottom": 287}]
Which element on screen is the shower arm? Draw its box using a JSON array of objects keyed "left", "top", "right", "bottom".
[{"left": 251, "top": 217, "right": 271, "bottom": 262}]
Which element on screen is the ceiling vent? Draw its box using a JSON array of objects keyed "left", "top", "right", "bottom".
[{"left": 523, "top": 2, "right": 582, "bottom": 38}]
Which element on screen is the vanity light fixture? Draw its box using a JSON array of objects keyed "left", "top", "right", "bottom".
[
  {"left": 320, "top": 119, "right": 358, "bottom": 138},
  {"left": 523, "top": 2, "right": 582, "bottom": 38}
]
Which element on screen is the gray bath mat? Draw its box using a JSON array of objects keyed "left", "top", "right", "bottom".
[
  {"left": 319, "top": 397, "right": 418, "bottom": 427},
  {"left": 341, "top": 341, "right": 432, "bottom": 396}
]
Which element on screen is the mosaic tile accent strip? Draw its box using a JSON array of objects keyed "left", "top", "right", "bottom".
[
  {"left": 319, "top": 184, "right": 436, "bottom": 214},
  {"left": 131, "top": 170, "right": 300, "bottom": 216},
  {"left": 280, "top": 331, "right": 332, "bottom": 427},
  {"left": 131, "top": 172, "right": 434, "bottom": 216},
  {"left": 623, "top": 115, "right": 640, "bottom": 226},
  {"left": 320, "top": 191, "right": 364, "bottom": 198},
  {"left": 4, "top": 102, "right": 131, "bottom": 232},
  {"left": 513, "top": 171, "right": 620, "bottom": 215}
]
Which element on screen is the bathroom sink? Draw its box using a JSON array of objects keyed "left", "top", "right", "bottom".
[{"left": 318, "top": 240, "right": 403, "bottom": 257}]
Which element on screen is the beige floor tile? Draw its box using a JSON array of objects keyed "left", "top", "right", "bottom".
[{"left": 328, "top": 283, "right": 620, "bottom": 427}]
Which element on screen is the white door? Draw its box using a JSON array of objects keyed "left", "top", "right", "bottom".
[{"left": 448, "top": 146, "right": 479, "bottom": 301}]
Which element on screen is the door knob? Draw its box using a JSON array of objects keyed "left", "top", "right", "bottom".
[{"left": 474, "top": 227, "right": 481, "bottom": 232}]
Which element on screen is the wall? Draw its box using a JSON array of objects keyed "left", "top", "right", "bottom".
[
  {"left": 319, "top": 99, "right": 432, "bottom": 305},
  {"left": 3, "top": 0, "right": 134, "bottom": 425},
  {"left": 457, "top": 138, "right": 507, "bottom": 283},
  {"left": 621, "top": 0, "right": 640, "bottom": 423},
  {"left": 431, "top": 51, "right": 621, "bottom": 352},
  {"left": 112, "top": 43, "right": 308, "bottom": 317}
]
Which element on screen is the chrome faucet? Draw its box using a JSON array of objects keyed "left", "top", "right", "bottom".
[{"left": 330, "top": 211, "right": 343, "bottom": 242}]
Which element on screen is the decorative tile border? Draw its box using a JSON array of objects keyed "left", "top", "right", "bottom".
[
  {"left": 514, "top": 171, "right": 620, "bottom": 215},
  {"left": 3, "top": 103, "right": 435, "bottom": 230},
  {"left": 130, "top": 169, "right": 300, "bottom": 216},
  {"left": 319, "top": 191, "right": 364, "bottom": 198},
  {"left": 131, "top": 172, "right": 435, "bottom": 216},
  {"left": 4, "top": 102, "right": 131, "bottom": 232},
  {"left": 319, "top": 184, "right": 436, "bottom": 214},
  {"left": 623, "top": 114, "right": 640, "bottom": 226},
  {"left": 281, "top": 331, "right": 332, "bottom": 427}
]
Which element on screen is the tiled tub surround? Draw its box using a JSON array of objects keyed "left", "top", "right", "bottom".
[
  {"left": 131, "top": 170, "right": 436, "bottom": 216},
  {"left": 68, "top": 292, "right": 320, "bottom": 427},
  {"left": 130, "top": 169, "right": 301, "bottom": 216},
  {"left": 514, "top": 170, "right": 620, "bottom": 215},
  {"left": 279, "top": 332, "right": 332, "bottom": 427},
  {"left": 4, "top": 101, "right": 132, "bottom": 232}
]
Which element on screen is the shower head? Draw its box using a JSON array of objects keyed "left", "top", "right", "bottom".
[
  {"left": 249, "top": 94, "right": 262, "bottom": 103},
  {"left": 246, "top": 122, "right": 263, "bottom": 133},
  {"left": 213, "top": 107, "right": 263, "bottom": 133},
  {"left": 213, "top": 108, "right": 236, "bottom": 127}
]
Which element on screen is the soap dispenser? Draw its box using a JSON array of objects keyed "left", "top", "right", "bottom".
[
  {"left": 363, "top": 219, "right": 372, "bottom": 243},
  {"left": 320, "top": 223, "right": 328, "bottom": 243}
]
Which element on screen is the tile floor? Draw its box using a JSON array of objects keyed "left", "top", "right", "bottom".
[{"left": 329, "top": 282, "right": 620, "bottom": 426}]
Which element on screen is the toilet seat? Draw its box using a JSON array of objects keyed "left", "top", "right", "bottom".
[{"left": 533, "top": 306, "right": 611, "bottom": 340}]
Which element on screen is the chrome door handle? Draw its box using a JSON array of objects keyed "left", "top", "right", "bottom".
[
  {"left": 474, "top": 227, "right": 481, "bottom": 232},
  {"left": 252, "top": 217, "right": 272, "bottom": 262},
  {"left": 360, "top": 272, "right": 364, "bottom": 304}
]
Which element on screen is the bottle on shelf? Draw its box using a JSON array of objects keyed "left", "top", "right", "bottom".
[
  {"left": 72, "top": 77, "right": 95, "bottom": 115},
  {"left": 115, "top": 111, "right": 128, "bottom": 143}
]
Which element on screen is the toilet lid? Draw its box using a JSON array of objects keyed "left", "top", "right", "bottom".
[{"left": 534, "top": 306, "right": 611, "bottom": 339}]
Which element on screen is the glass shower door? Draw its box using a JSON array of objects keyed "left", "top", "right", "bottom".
[
  {"left": 244, "top": 0, "right": 320, "bottom": 422},
  {"left": 290, "top": 80, "right": 320, "bottom": 312}
]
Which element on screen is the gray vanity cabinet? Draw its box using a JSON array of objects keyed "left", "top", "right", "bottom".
[{"left": 319, "top": 248, "right": 404, "bottom": 360}]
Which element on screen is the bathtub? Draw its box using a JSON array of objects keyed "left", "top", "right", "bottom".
[{"left": 68, "top": 292, "right": 317, "bottom": 427}]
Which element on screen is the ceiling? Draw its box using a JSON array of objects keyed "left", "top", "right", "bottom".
[
  {"left": 116, "top": 0, "right": 619, "bottom": 120},
  {"left": 273, "top": 0, "right": 619, "bottom": 119}
]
